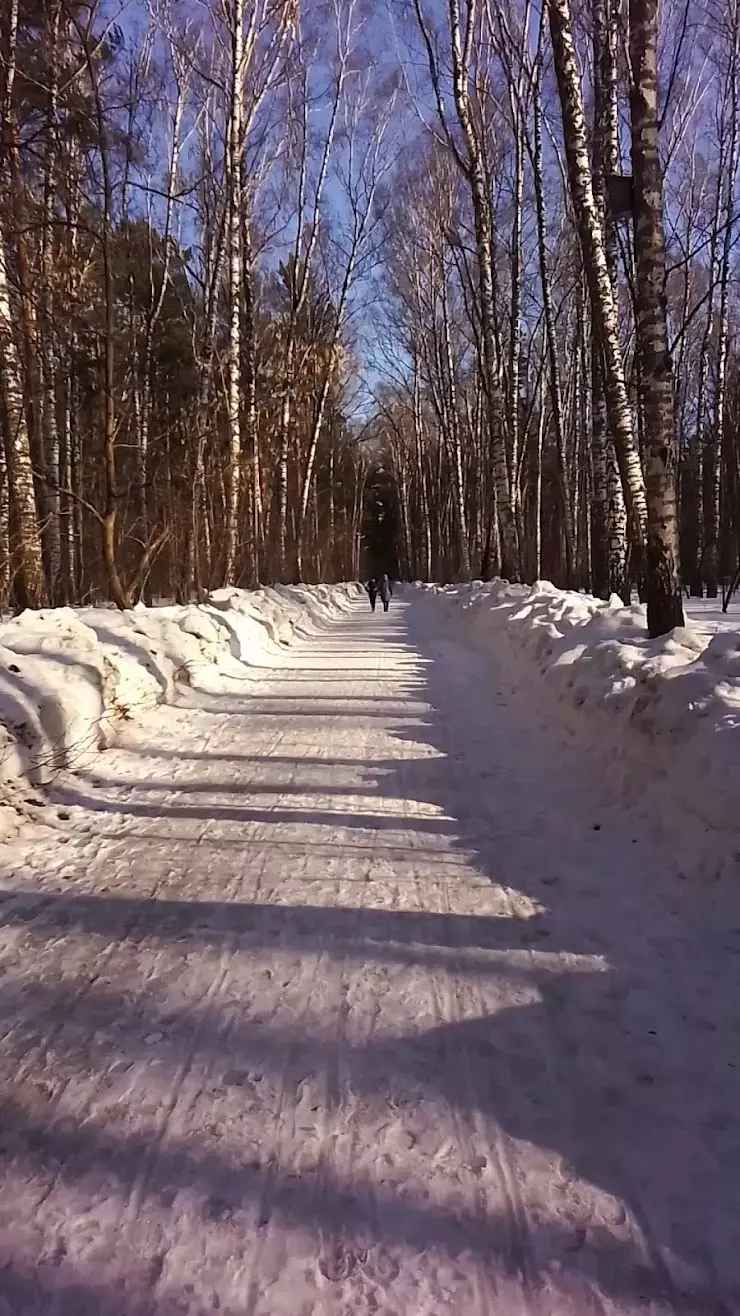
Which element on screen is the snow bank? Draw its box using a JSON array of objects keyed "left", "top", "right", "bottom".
[
  {"left": 0, "top": 584, "right": 361, "bottom": 821},
  {"left": 418, "top": 580, "right": 740, "bottom": 877}
]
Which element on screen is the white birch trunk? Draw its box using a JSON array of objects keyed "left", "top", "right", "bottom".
[
  {"left": 223, "top": 5, "right": 245, "bottom": 587},
  {"left": 548, "top": 0, "right": 647, "bottom": 553},
  {"left": 0, "top": 229, "right": 45, "bottom": 608}
]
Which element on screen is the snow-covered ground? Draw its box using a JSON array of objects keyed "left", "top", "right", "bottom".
[
  {"left": 0, "top": 584, "right": 362, "bottom": 835},
  {"left": 416, "top": 580, "right": 740, "bottom": 881},
  {"left": 0, "top": 590, "right": 739, "bottom": 1312}
]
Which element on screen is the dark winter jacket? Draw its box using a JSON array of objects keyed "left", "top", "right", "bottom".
[
  {"left": 378, "top": 574, "right": 391, "bottom": 602},
  {"left": 366, "top": 578, "right": 378, "bottom": 601}
]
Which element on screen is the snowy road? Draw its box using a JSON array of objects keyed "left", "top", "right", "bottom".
[{"left": 0, "top": 598, "right": 738, "bottom": 1315}]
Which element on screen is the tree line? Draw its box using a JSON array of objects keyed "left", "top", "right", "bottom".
[
  {"left": 373, "top": 0, "right": 740, "bottom": 636},
  {"left": 0, "top": 0, "right": 737, "bottom": 636},
  {"left": 0, "top": 0, "right": 390, "bottom": 611}
]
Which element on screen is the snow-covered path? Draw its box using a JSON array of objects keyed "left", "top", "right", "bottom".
[{"left": 0, "top": 598, "right": 738, "bottom": 1315}]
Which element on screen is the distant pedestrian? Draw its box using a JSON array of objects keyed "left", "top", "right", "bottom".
[
  {"left": 378, "top": 573, "right": 392, "bottom": 612},
  {"left": 366, "top": 578, "right": 378, "bottom": 611}
]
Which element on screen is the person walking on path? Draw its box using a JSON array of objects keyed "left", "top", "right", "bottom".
[
  {"left": 366, "top": 578, "right": 378, "bottom": 611},
  {"left": 378, "top": 574, "right": 392, "bottom": 612}
]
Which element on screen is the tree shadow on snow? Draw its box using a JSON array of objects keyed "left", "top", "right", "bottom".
[{"left": 0, "top": 601, "right": 738, "bottom": 1311}]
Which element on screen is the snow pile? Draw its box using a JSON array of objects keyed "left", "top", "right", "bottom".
[
  {"left": 419, "top": 580, "right": 740, "bottom": 875},
  {"left": 0, "top": 584, "right": 361, "bottom": 814}
]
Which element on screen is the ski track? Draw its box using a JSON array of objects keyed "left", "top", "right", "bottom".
[{"left": 0, "top": 599, "right": 738, "bottom": 1314}]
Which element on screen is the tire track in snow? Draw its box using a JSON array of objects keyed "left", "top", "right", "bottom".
[
  {"left": 411, "top": 653, "right": 608, "bottom": 1315},
  {"left": 239, "top": 664, "right": 383, "bottom": 1314},
  {"left": 228, "top": 692, "right": 359, "bottom": 1316},
  {"left": 238, "top": 932, "right": 339, "bottom": 1313},
  {"left": 404, "top": 821, "right": 531, "bottom": 1316},
  {"left": 412, "top": 621, "right": 708, "bottom": 1315},
  {"left": 119, "top": 724, "right": 314, "bottom": 1259}
]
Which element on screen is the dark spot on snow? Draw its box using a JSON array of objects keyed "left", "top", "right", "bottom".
[
  {"left": 592, "top": 823, "right": 602, "bottom": 831},
  {"left": 223, "top": 1068, "right": 250, "bottom": 1087},
  {"left": 57, "top": 810, "right": 70, "bottom": 821},
  {"left": 8, "top": 664, "right": 19, "bottom": 674},
  {"left": 565, "top": 1226, "right": 587, "bottom": 1252},
  {"left": 49, "top": 1238, "right": 67, "bottom": 1265},
  {"left": 204, "top": 1196, "right": 233, "bottom": 1223},
  {"left": 319, "top": 1241, "right": 360, "bottom": 1282},
  {"left": 147, "top": 1252, "right": 166, "bottom": 1284}
]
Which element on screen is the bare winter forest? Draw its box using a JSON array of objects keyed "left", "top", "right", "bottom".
[{"left": 0, "top": 0, "right": 739, "bottom": 635}]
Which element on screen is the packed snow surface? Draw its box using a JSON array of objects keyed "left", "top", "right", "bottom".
[
  {"left": 0, "top": 584, "right": 361, "bottom": 826},
  {"left": 417, "top": 579, "right": 740, "bottom": 879},
  {"left": 0, "top": 589, "right": 738, "bottom": 1313}
]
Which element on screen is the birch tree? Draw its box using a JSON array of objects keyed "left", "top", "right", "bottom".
[
  {"left": 547, "top": 0, "right": 648, "bottom": 562},
  {"left": 629, "top": 0, "right": 685, "bottom": 633}
]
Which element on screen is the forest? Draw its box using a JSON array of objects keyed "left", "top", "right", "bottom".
[{"left": 0, "top": 0, "right": 739, "bottom": 637}]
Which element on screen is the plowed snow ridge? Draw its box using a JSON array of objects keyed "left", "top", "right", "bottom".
[
  {"left": 419, "top": 579, "right": 740, "bottom": 879},
  {"left": 0, "top": 595, "right": 738, "bottom": 1315}
]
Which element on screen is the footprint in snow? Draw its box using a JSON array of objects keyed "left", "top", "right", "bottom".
[{"left": 318, "top": 1237, "right": 365, "bottom": 1282}]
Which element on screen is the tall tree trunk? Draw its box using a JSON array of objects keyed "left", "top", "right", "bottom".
[
  {"left": 137, "top": 75, "right": 186, "bottom": 574},
  {"left": 223, "top": 14, "right": 245, "bottom": 587},
  {"left": 590, "top": 331, "right": 610, "bottom": 596},
  {"left": 39, "top": 0, "right": 63, "bottom": 600},
  {"left": 277, "top": 336, "right": 293, "bottom": 580},
  {"left": 0, "top": 440, "right": 9, "bottom": 610},
  {"left": 327, "top": 439, "right": 336, "bottom": 578},
  {"left": 547, "top": 0, "right": 647, "bottom": 558},
  {"left": 706, "top": 2, "right": 740, "bottom": 597},
  {"left": 242, "top": 228, "right": 262, "bottom": 585},
  {"left": 296, "top": 366, "right": 334, "bottom": 581},
  {"left": 629, "top": 0, "right": 684, "bottom": 634},
  {"left": 440, "top": 272, "right": 471, "bottom": 578},
  {"left": 0, "top": 0, "right": 44, "bottom": 608},
  {"left": 591, "top": 0, "right": 629, "bottom": 597},
  {"left": 7, "top": 123, "right": 49, "bottom": 597},
  {"left": 462, "top": 169, "right": 519, "bottom": 581},
  {"left": 58, "top": 342, "right": 74, "bottom": 602},
  {"left": 88, "top": 39, "right": 129, "bottom": 610},
  {"left": 0, "top": 230, "right": 44, "bottom": 609},
  {"left": 508, "top": 84, "right": 524, "bottom": 494},
  {"left": 412, "top": 361, "right": 432, "bottom": 579},
  {"left": 532, "top": 67, "right": 574, "bottom": 584}
]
